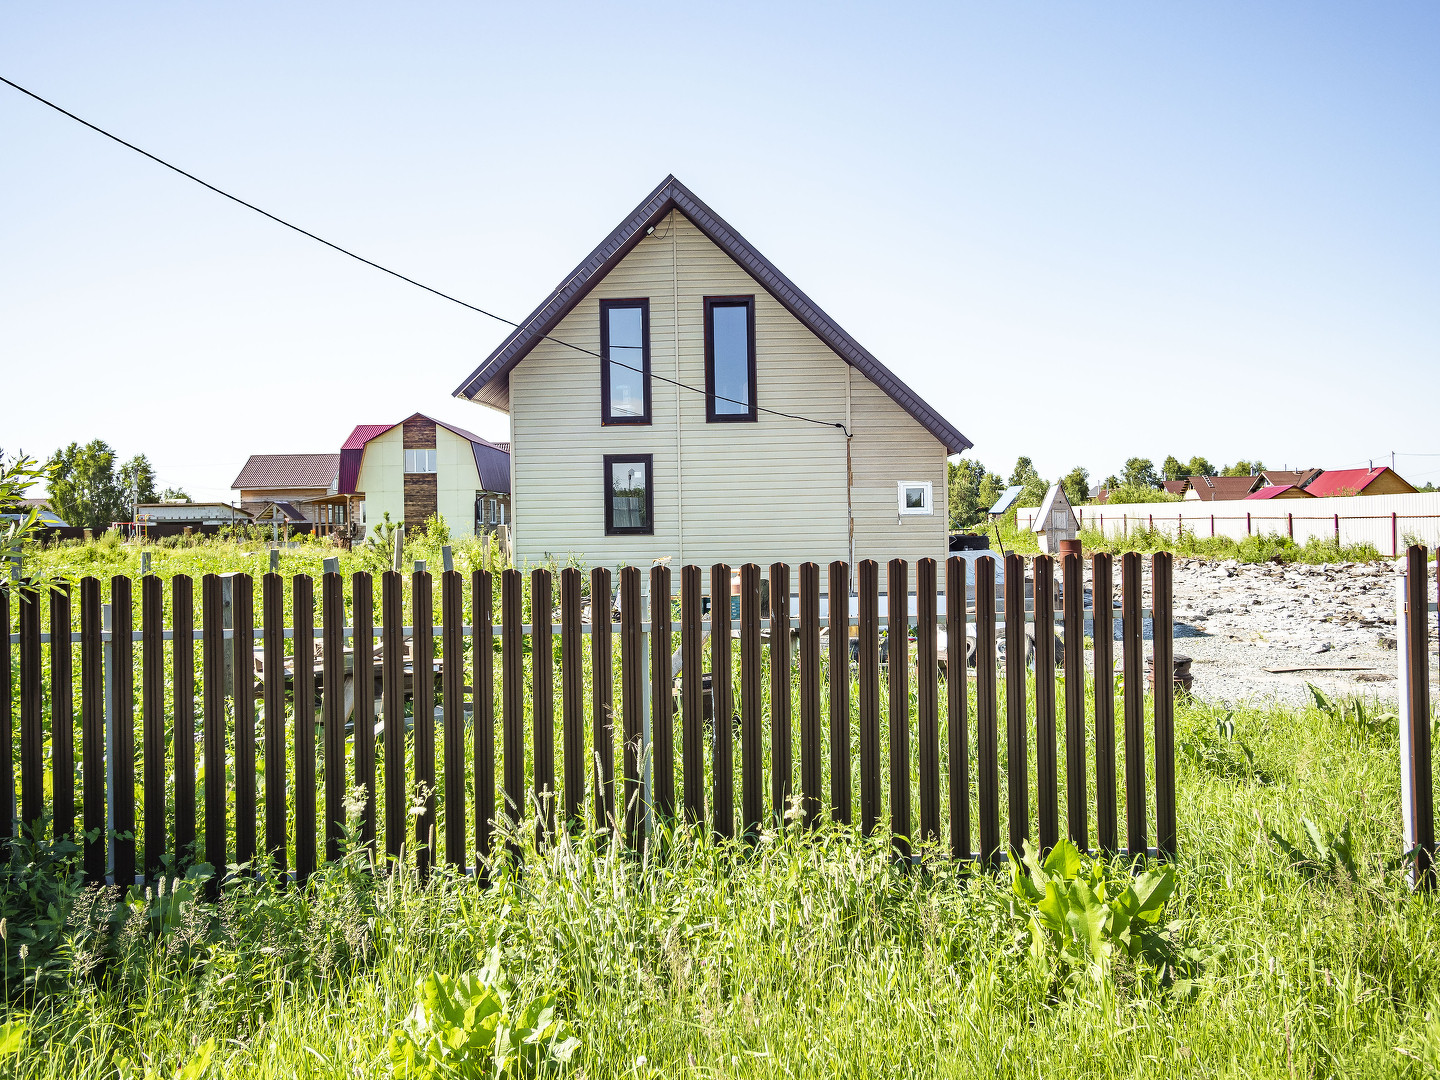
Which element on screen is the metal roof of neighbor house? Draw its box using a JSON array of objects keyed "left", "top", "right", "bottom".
[
  {"left": 1260, "top": 468, "right": 1323, "bottom": 489},
  {"left": 232, "top": 454, "right": 340, "bottom": 491},
  {"left": 1161, "top": 480, "right": 1189, "bottom": 496},
  {"left": 1303, "top": 467, "right": 1413, "bottom": 498},
  {"left": 988, "top": 485, "right": 1025, "bottom": 515},
  {"left": 338, "top": 415, "right": 510, "bottom": 495},
  {"left": 1244, "top": 484, "right": 1311, "bottom": 500},
  {"left": 1186, "top": 475, "right": 1262, "bottom": 502},
  {"left": 452, "top": 175, "right": 972, "bottom": 455}
]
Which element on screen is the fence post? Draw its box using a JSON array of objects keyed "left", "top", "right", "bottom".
[
  {"left": 1334, "top": 514, "right": 1340, "bottom": 545},
  {"left": 1393, "top": 513, "right": 1399, "bottom": 556},
  {"left": 1247, "top": 512, "right": 1251, "bottom": 536},
  {"left": 1399, "top": 547, "right": 1434, "bottom": 888},
  {"left": 1287, "top": 513, "right": 1293, "bottom": 540}
]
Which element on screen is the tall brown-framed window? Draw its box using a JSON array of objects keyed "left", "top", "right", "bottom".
[
  {"left": 704, "top": 295, "right": 757, "bottom": 422},
  {"left": 603, "top": 453, "right": 654, "bottom": 536},
  {"left": 600, "top": 299, "right": 651, "bottom": 424}
]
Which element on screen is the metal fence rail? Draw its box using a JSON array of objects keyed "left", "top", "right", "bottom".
[{"left": 1, "top": 553, "right": 1177, "bottom": 885}]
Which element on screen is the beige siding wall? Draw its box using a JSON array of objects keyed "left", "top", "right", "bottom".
[
  {"left": 356, "top": 425, "right": 482, "bottom": 538},
  {"left": 508, "top": 211, "right": 950, "bottom": 582}
]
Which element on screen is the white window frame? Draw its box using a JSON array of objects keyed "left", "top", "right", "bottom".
[
  {"left": 897, "top": 481, "right": 934, "bottom": 516},
  {"left": 405, "top": 448, "right": 437, "bottom": 474}
]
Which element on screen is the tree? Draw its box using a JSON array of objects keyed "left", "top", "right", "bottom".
[
  {"left": 117, "top": 454, "right": 159, "bottom": 515},
  {"left": 1, "top": 448, "right": 53, "bottom": 582},
  {"left": 976, "top": 471, "right": 1004, "bottom": 517},
  {"left": 1161, "top": 455, "right": 1185, "bottom": 482},
  {"left": 1121, "top": 457, "right": 1160, "bottom": 490},
  {"left": 47, "top": 440, "right": 128, "bottom": 532},
  {"left": 947, "top": 458, "right": 986, "bottom": 529},
  {"left": 1008, "top": 456, "right": 1049, "bottom": 506},
  {"left": 160, "top": 486, "right": 191, "bottom": 502},
  {"left": 1060, "top": 466, "right": 1090, "bottom": 507},
  {"left": 1221, "top": 460, "right": 1265, "bottom": 477},
  {"left": 1185, "top": 456, "right": 1216, "bottom": 478}
]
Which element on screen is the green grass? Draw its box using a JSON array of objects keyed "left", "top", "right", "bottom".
[{"left": 2, "top": 687, "right": 1438, "bottom": 1078}]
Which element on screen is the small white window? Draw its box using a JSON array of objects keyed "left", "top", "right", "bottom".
[
  {"left": 489, "top": 498, "right": 497, "bottom": 525},
  {"left": 898, "top": 481, "right": 933, "bottom": 516},
  {"left": 405, "top": 448, "right": 437, "bottom": 474}
]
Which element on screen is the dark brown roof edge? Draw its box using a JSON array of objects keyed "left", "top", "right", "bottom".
[{"left": 452, "top": 175, "right": 972, "bottom": 455}]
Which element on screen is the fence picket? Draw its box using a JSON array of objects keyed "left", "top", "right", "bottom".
[
  {"left": 50, "top": 583, "right": 74, "bottom": 843},
  {"left": 589, "top": 567, "right": 613, "bottom": 835},
  {"left": 1092, "top": 554, "right": 1117, "bottom": 853},
  {"left": 560, "top": 567, "right": 585, "bottom": 831},
  {"left": 710, "top": 563, "right": 734, "bottom": 840},
  {"left": 381, "top": 570, "right": 405, "bottom": 862},
  {"left": 413, "top": 566, "right": 436, "bottom": 873},
  {"left": 829, "top": 561, "right": 851, "bottom": 826},
  {"left": 112, "top": 576, "right": 136, "bottom": 886},
  {"left": 201, "top": 574, "right": 226, "bottom": 886},
  {"left": 501, "top": 568, "right": 524, "bottom": 855},
  {"left": 916, "top": 558, "right": 939, "bottom": 845},
  {"left": 141, "top": 575, "right": 165, "bottom": 878},
  {"left": 680, "top": 565, "right": 705, "bottom": 825},
  {"left": 473, "top": 569, "right": 495, "bottom": 869},
  {"left": 0, "top": 586, "right": 10, "bottom": 847},
  {"left": 769, "top": 562, "right": 791, "bottom": 826},
  {"left": 1404, "top": 546, "right": 1434, "bottom": 886},
  {"left": 530, "top": 568, "right": 553, "bottom": 844},
  {"left": 322, "top": 571, "right": 347, "bottom": 864},
  {"left": 352, "top": 572, "right": 375, "bottom": 854},
  {"left": 739, "top": 563, "right": 763, "bottom": 841},
  {"left": 945, "top": 556, "right": 970, "bottom": 863},
  {"left": 1062, "top": 552, "right": 1088, "bottom": 849},
  {"left": 172, "top": 577, "right": 196, "bottom": 872},
  {"left": 443, "top": 568, "right": 467, "bottom": 866},
  {"left": 887, "top": 559, "right": 911, "bottom": 861},
  {"left": 261, "top": 572, "right": 286, "bottom": 870},
  {"left": 19, "top": 587, "right": 42, "bottom": 837},
  {"left": 857, "top": 559, "right": 881, "bottom": 837},
  {"left": 1121, "top": 552, "right": 1148, "bottom": 857},
  {"left": 1034, "top": 556, "right": 1058, "bottom": 852},
  {"left": 650, "top": 565, "right": 674, "bottom": 824},
  {"left": 1003, "top": 554, "right": 1028, "bottom": 857},
  {"left": 1151, "top": 552, "right": 1176, "bottom": 859},
  {"left": 292, "top": 574, "right": 315, "bottom": 882},
  {"left": 233, "top": 574, "right": 256, "bottom": 869},
  {"left": 798, "top": 562, "right": 821, "bottom": 829},
  {"left": 975, "top": 556, "right": 1000, "bottom": 866},
  {"left": 80, "top": 579, "right": 105, "bottom": 879},
  {"left": 619, "top": 566, "right": 644, "bottom": 850}
]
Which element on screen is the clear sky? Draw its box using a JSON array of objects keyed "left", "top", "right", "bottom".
[{"left": 3, "top": 2, "right": 1437, "bottom": 502}]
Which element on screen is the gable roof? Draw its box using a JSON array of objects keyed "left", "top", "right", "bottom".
[
  {"left": 1245, "top": 484, "right": 1312, "bottom": 500},
  {"left": 1304, "top": 467, "right": 1413, "bottom": 498},
  {"left": 1184, "top": 475, "right": 1262, "bottom": 502},
  {"left": 1034, "top": 484, "right": 1076, "bottom": 530},
  {"left": 1260, "top": 468, "right": 1323, "bottom": 489},
  {"left": 232, "top": 453, "right": 339, "bottom": 492},
  {"left": 338, "top": 414, "right": 510, "bottom": 495},
  {"left": 988, "top": 485, "right": 1024, "bottom": 515},
  {"left": 452, "top": 175, "right": 972, "bottom": 455},
  {"left": 1161, "top": 479, "right": 1189, "bottom": 496}
]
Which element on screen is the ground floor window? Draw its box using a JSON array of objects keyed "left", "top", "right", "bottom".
[
  {"left": 604, "top": 454, "right": 653, "bottom": 535},
  {"left": 898, "top": 481, "right": 933, "bottom": 515}
]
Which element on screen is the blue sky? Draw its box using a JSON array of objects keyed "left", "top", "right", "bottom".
[{"left": 3, "top": 2, "right": 1437, "bottom": 501}]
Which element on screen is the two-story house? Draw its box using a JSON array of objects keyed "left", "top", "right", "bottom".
[{"left": 452, "top": 176, "right": 970, "bottom": 579}]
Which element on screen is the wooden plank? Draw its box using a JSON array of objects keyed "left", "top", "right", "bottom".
[
  {"left": 413, "top": 566, "right": 436, "bottom": 873},
  {"left": 710, "top": 563, "right": 734, "bottom": 841},
  {"left": 887, "top": 559, "right": 911, "bottom": 861},
  {"left": 1033, "top": 556, "right": 1058, "bottom": 852},
  {"left": 292, "top": 574, "right": 316, "bottom": 883},
  {"left": 559, "top": 567, "right": 585, "bottom": 831},
  {"left": 798, "top": 562, "right": 822, "bottom": 829},
  {"left": 112, "top": 576, "right": 136, "bottom": 887},
  {"left": 738, "top": 563, "right": 764, "bottom": 841},
  {"left": 0, "top": 585, "right": 10, "bottom": 849},
  {"left": 261, "top": 572, "right": 286, "bottom": 870},
  {"left": 769, "top": 562, "right": 791, "bottom": 826},
  {"left": 916, "top": 558, "right": 939, "bottom": 846},
  {"left": 201, "top": 574, "right": 225, "bottom": 887},
  {"left": 828, "top": 560, "right": 851, "bottom": 826},
  {"left": 171, "top": 577, "right": 196, "bottom": 871},
  {"left": 322, "top": 570, "right": 347, "bottom": 864},
  {"left": 975, "top": 556, "right": 1000, "bottom": 866},
  {"left": 50, "top": 583, "right": 74, "bottom": 843},
  {"left": 501, "top": 568, "right": 525, "bottom": 857},
  {"left": 1003, "top": 555, "right": 1028, "bottom": 858},
  {"left": 618, "top": 566, "right": 643, "bottom": 850},
  {"left": 680, "top": 565, "right": 705, "bottom": 826},
  {"left": 1121, "top": 552, "right": 1148, "bottom": 857},
  {"left": 351, "top": 572, "right": 375, "bottom": 854},
  {"left": 233, "top": 574, "right": 256, "bottom": 870},
  {"left": 1151, "top": 552, "right": 1176, "bottom": 860},
  {"left": 1405, "top": 547, "right": 1434, "bottom": 886},
  {"left": 530, "top": 568, "right": 554, "bottom": 844},
  {"left": 473, "top": 569, "right": 495, "bottom": 870},
  {"left": 1062, "top": 552, "right": 1088, "bottom": 850},
  {"left": 590, "top": 567, "right": 615, "bottom": 835},
  {"left": 442, "top": 568, "right": 467, "bottom": 867},
  {"left": 18, "top": 586, "right": 42, "bottom": 837},
  {"left": 381, "top": 570, "right": 405, "bottom": 862},
  {"left": 141, "top": 575, "right": 166, "bottom": 878},
  {"left": 857, "top": 559, "right": 881, "bottom": 837},
  {"left": 945, "top": 556, "right": 970, "bottom": 863},
  {"left": 80, "top": 579, "right": 107, "bottom": 880},
  {"left": 650, "top": 565, "right": 674, "bottom": 823},
  {"left": 1092, "top": 554, "right": 1118, "bottom": 854}
]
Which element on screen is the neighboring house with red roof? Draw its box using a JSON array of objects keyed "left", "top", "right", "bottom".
[
  {"left": 450, "top": 175, "right": 970, "bottom": 573},
  {"left": 232, "top": 453, "right": 340, "bottom": 523},
  {"left": 338, "top": 413, "right": 510, "bottom": 539},
  {"left": 1244, "top": 484, "right": 1314, "bottom": 500},
  {"left": 1303, "top": 467, "right": 1416, "bottom": 498},
  {"left": 1182, "top": 475, "right": 1262, "bottom": 502}
]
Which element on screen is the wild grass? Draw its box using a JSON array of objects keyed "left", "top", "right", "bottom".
[{"left": 1, "top": 685, "right": 1438, "bottom": 1078}]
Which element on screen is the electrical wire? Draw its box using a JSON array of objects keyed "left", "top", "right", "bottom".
[{"left": 1, "top": 74, "right": 850, "bottom": 438}]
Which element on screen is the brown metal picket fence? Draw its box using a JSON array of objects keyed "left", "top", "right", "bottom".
[
  {"left": 1398, "top": 546, "right": 1438, "bottom": 888},
  {"left": 0, "top": 552, "right": 1177, "bottom": 885}
]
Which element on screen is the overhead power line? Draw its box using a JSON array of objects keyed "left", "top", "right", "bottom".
[{"left": 0, "top": 74, "right": 849, "bottom": 436}]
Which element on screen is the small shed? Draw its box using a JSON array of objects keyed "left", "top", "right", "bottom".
[{"left": 1033, "top": 484, "right": 1078, "bottom": 554}]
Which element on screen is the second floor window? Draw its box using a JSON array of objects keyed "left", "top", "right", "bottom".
[
  {"left": 600, "top": 299, "right": 650, "bottom": 424},
  {"left": 405, "top": 448, "right": 437, "bottom": 474},
  {"left": 704, "top": 296, "right": 757, "bottom": 422}
]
